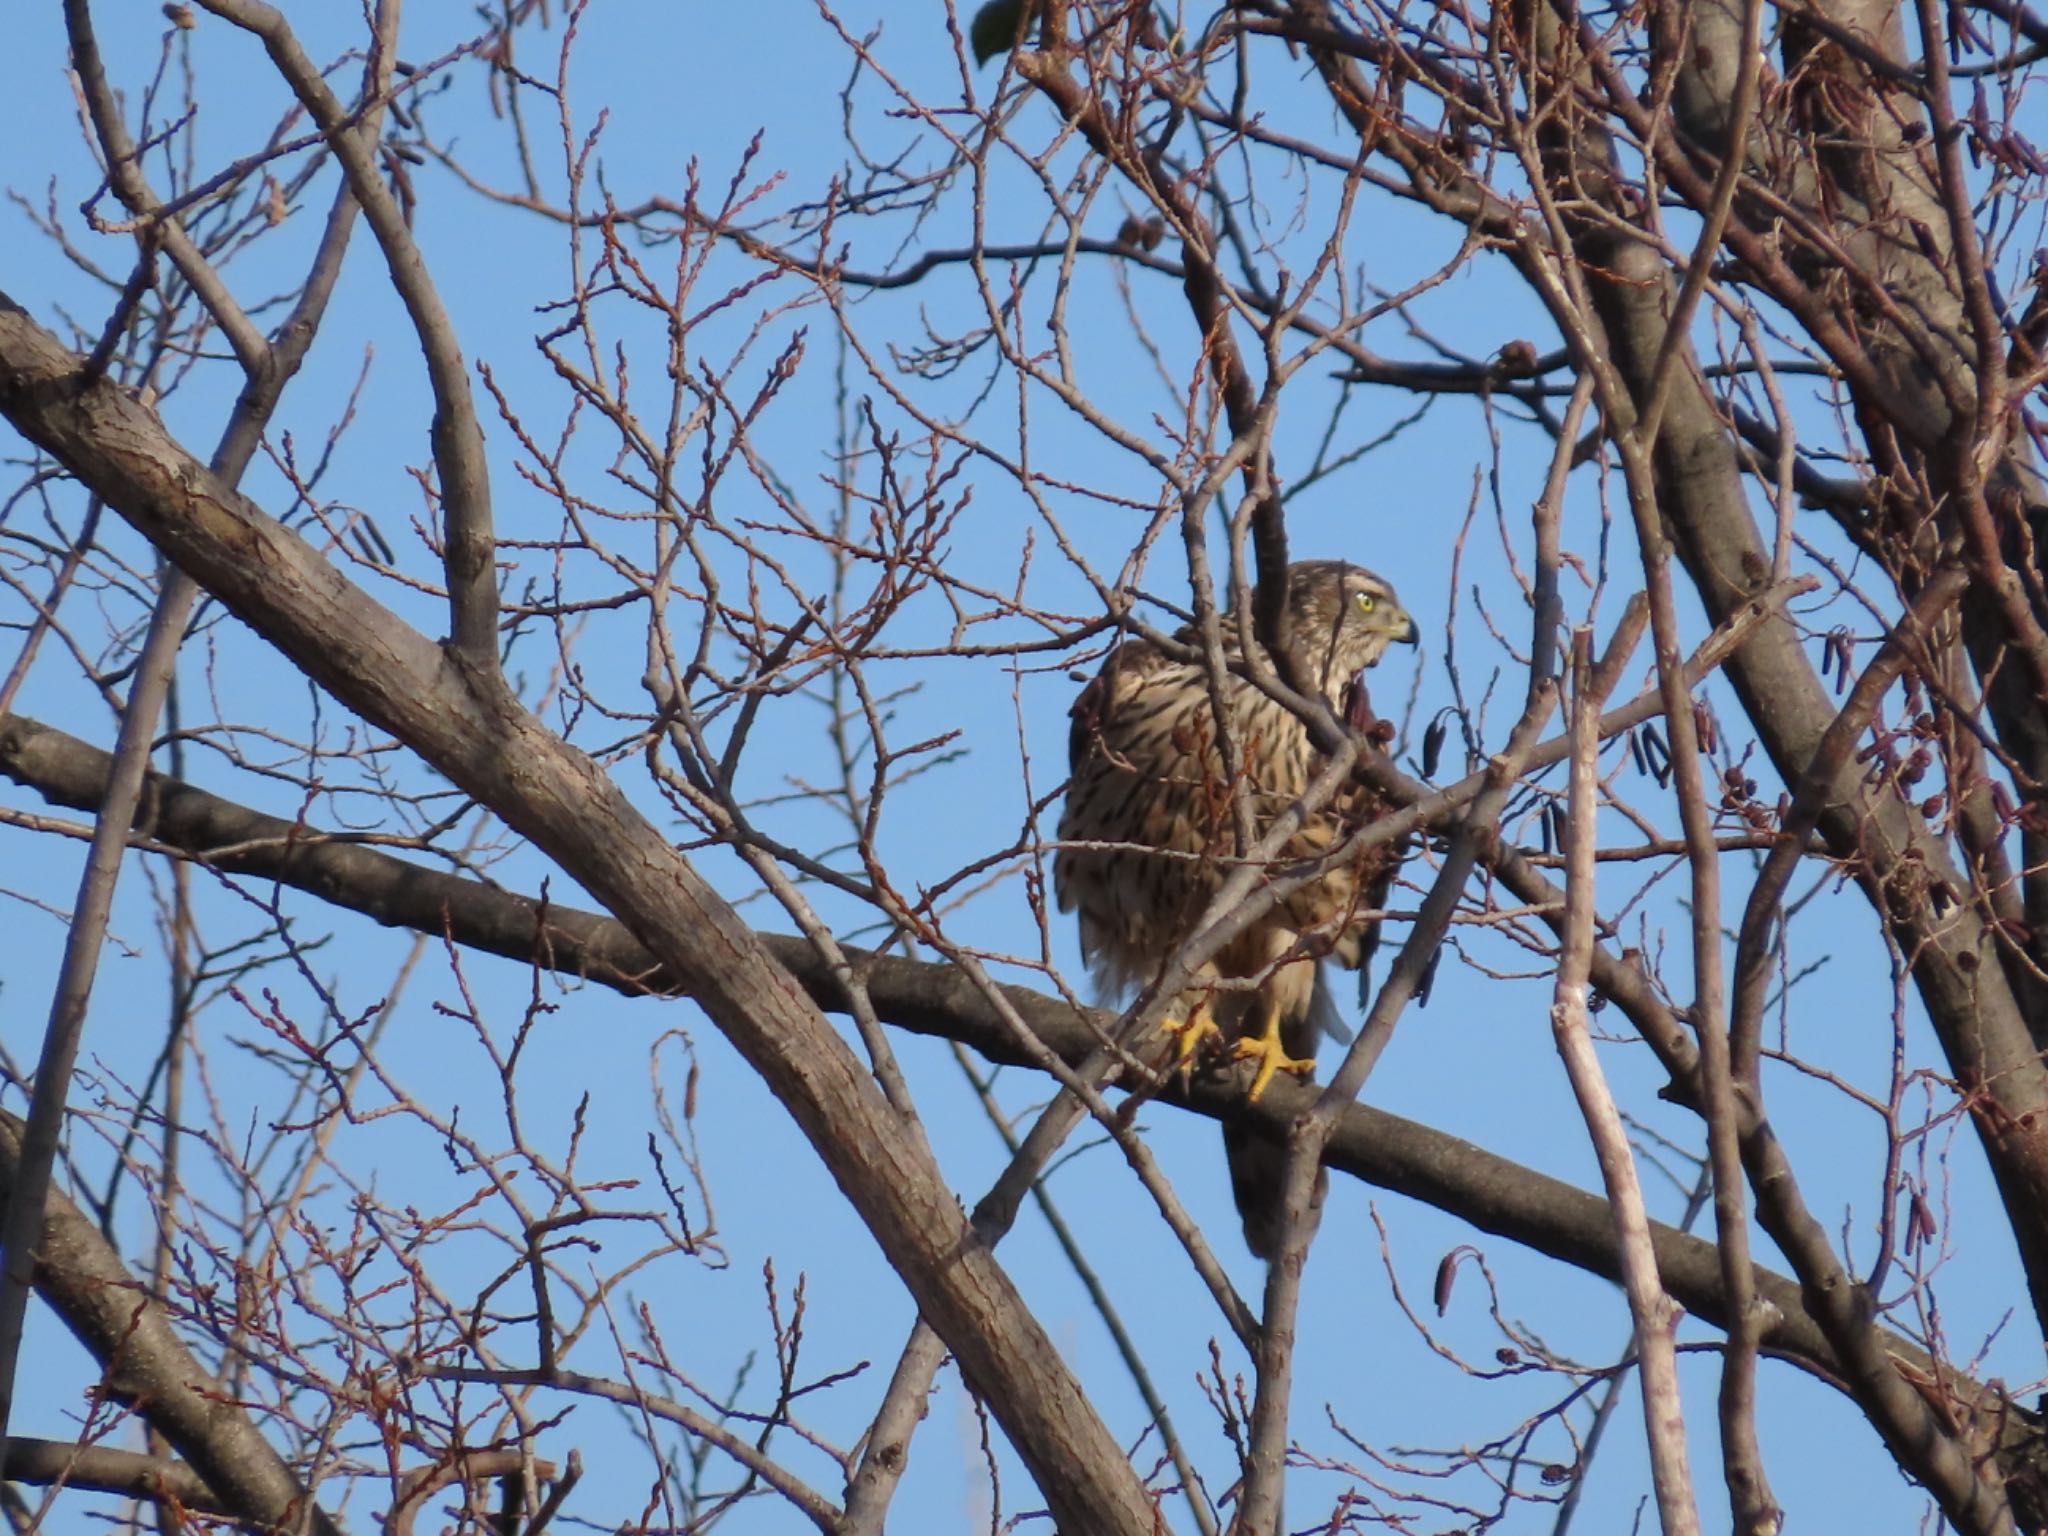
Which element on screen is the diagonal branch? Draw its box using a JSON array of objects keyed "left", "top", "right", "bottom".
[
  {"left": 1552, "top": 629, "right": 1701, "bottom": 1536},
  {"left": 4, "top": 1437, "right": 234, "bottom": 1519},
  {"left": 0, "top": 705, "right": 1974, "bottom": 1407},
  {"left": 0, "top": 293, "right": 1159, "bottom": 1536},
  {"left": 0, "top": 1113, "right": 340, "bottom": 1536},
  {"left": 190, "top": 0, "right": 502, "bottom": 666}
]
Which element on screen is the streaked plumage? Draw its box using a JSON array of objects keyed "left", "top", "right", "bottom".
[{"left": 1055, "top": 561, "right": 1417, "bottom": 1258}]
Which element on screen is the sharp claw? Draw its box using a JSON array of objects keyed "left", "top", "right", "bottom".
[
  {"left": 1159, "top": 1002, "right": 1220, "bottom": 1075},
  {"left": 1230, "top": 1019, "right": 1316, "bottom": 1102},
  {"left": 1161, "top": 1001, "right": 1315, "bottom": 1097}
]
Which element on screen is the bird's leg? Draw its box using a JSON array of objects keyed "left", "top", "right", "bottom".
[
  {"left": 1160, "top": 996, "right": 1220, "bottom": 1075},
  {"left": 1230, "top": 995, "right": 1317, "bottom": 1101}
]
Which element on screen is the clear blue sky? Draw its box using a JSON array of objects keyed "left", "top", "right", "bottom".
[{"left": 0, "top": 3, "right": 2027, "bottom": 1531}]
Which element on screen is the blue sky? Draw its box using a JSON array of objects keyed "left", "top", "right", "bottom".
[{"left": 0, "top": 3, "right": 2031, "bottom": 1532}]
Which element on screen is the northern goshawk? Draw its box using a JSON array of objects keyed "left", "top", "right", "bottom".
[{"left": 1055, "top": 561, "right": 1418, "bottom": 1258}]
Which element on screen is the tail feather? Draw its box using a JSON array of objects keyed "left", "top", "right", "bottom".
[
  {"left": 1224, "top": 1118, "right": 1329, "bottom": 1261},
  {"left": 1226, "top": 965, "right": 1343, "bottom": 1259},
  {"left": 1308, "top": 962, "right": 1351, "bottom": 1046}
]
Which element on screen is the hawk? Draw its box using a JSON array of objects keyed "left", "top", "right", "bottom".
[{"left": 1055, "top": 561, "right": 1418, "bottom": 1258}]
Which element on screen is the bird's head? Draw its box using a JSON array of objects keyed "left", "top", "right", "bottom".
[{"left": 1286, "top": 560, "right": 1418, "bottom": 697}]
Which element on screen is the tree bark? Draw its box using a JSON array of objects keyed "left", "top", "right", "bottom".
[{"left": 0, "top": 293, "right": 1163, "bottom": 1536}]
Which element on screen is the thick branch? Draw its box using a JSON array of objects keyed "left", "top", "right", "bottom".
[
  {"left": 4, "top": 1437, "right": 232, "bottom": 1519},
  {"left": 0, "top": 1113, "right": 337, "bottom": 1536},
  {"left": 0, "top": 706, "right": 1948, "bottom": 1398},
  {"left": 0, "top": 294, "right": 1157, "bottom": 1536}
]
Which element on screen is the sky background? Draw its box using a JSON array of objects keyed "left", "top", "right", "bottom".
[{"left": 1, "top": 2, "right": 2035, "bottom": 1532}]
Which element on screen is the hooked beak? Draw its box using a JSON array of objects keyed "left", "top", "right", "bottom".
[{"left": 1399, "top": 613, "right": 1420, "bottom": 646}]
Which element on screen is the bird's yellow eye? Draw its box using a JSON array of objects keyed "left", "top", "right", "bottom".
[{"left": 1355, "top": 591, "right": 1376, "bottom": 613}]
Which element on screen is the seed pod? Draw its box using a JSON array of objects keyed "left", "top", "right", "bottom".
[
  {"left": 1639, "top": 723, "right": 1671, "bottom": 787},
  {"left": 1417, "top": 947, "right": 1442, "bottom": 1007},
  {"left": 1906, "top": 1189, "right": 1936, "bottom": 1253},
  {"left": 1434, "top": 1251, "right": 1460, "bottom": 1315}
]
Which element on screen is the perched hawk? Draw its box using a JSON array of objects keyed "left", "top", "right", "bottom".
[{"left": 1055, "top": 561, "right": 1418, "bottom": 1258}]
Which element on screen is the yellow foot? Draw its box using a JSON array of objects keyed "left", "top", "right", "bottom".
[
  {"left": 1160, "top": 1003, "right": 1220, "bottom": 1075},
  {"left": 1230, "top": 1025, "right": 1316, "bottom": 1102}
]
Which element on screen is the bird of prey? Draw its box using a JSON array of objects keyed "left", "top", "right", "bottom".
[{"left": 1055, "top": 561, "right": 1418, "bottom": 1258}]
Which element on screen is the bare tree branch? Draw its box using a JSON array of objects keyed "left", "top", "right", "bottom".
[
  {"left": 0, "top": 293, "right": 1162, "bottom": 1536},
  {"left": 0, "top": 1112, "right": 340, "bottom": 1536}
]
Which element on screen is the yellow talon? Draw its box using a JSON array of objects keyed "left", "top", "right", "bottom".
[
  {"left": 1230, "top": 1003, "right": 1317, "bottom": 1102},
  {"left": 1160, "top": 1000, "right": 1221, "bottom": 1074}
]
